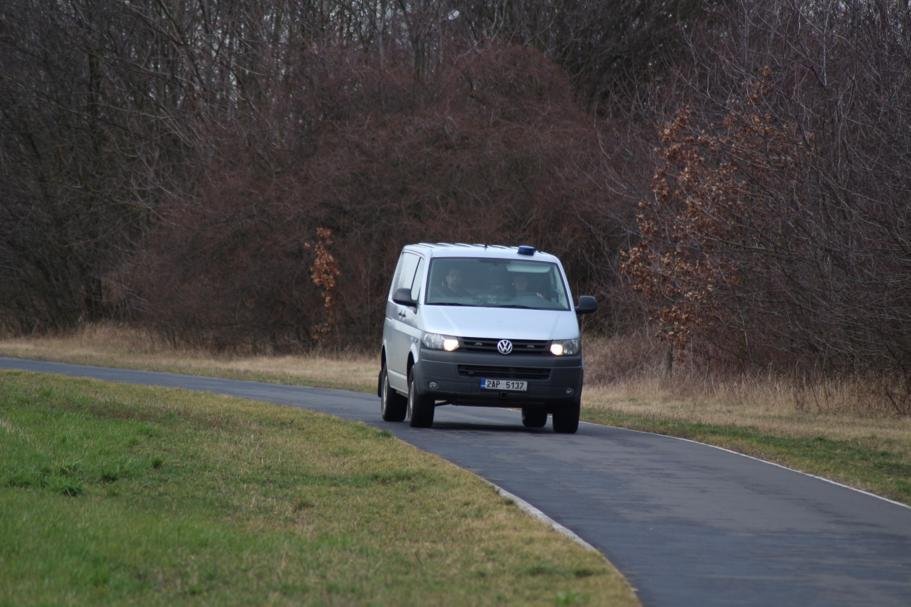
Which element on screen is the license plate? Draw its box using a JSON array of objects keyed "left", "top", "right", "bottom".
[{"left": 480, "top": 379, "right": 527, "bottom": 391}]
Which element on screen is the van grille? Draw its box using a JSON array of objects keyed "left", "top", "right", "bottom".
[
  {"left": 459, "top": 337, "right": 549, "bottom": 355},
  {"left": 457, "top": 365, "right": 551, "bottom": 380}
]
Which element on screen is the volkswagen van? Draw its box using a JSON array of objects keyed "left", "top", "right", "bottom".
[{"left": 378, "top": 243, "right": 596, "bottom": 433}]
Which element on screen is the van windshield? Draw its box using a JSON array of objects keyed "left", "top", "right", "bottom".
[{"left": 425, "top": 258, "right": 570, "bottom": 310}]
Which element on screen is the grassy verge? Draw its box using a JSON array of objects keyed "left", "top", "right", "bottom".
[
  {"left": 0, "top": 372, "right": 636, "bottom": 606},
  {"left": 1, "top": 325, "right": 908, "bottom": 506}
]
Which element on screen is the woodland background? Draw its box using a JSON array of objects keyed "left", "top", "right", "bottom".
[{"left": 1, "top": 0, "right": 909, "bottom": 389}]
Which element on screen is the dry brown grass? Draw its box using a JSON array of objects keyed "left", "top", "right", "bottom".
[
  {"left": 583, "top": 334, "right": 911, "bottom": 444},
  {"left": 0, "top": 323, "right": 376, "bottom": 393},
  {"left": 583, "top": 375, "right": 911, "bottom": 445}
]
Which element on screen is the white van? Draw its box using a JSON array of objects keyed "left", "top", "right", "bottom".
[{"left": 378, "top": 243, "right": 596, "bottom": 433}]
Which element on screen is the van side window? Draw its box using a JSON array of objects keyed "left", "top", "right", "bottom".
[
  {"left": 391, "top": 252, "right": 420, "bottom": 299},
  {"left": 410, "top": 258, "right": 425, "bottom": 302}
]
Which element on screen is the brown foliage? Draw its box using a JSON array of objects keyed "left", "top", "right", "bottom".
[
  {"left": 306, "top": 228, "right": 342, "bottom": 343},
  {"left": 623, "top": 1, "right": 911, "bottom": 381},
  {"left": 120, "top": 41, "right": 625, "bottom": 349},
  {"left": 624, "top": 69, "right": 811, "bottom": 357}
]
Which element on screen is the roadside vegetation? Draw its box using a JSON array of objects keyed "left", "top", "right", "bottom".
[
  {"left": 3, "top": 325, "right": 908, "bottom": 505},
  {"left": 3, "top": 2, "right": 909, "bottom": 388},
  {"left": 0, "top": 372, "right": 636, "bottom": 606}
]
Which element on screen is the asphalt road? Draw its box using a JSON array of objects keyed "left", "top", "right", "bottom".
[{"left": 2, "top": 357, "right": 910, "bottom": 606}]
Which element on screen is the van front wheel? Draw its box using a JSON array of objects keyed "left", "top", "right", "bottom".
[
  {"left": 380, "top": 363, "right": 407, "bottom": 422},
  {"left": 552, "top": 399, "right": 580, "bottom": 434},
  {"left": 407, "top": 373, "right": 435, "bottom": 428}
]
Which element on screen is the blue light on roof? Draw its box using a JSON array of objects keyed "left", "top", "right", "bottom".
[{"left": 517, "top": 245, "right": 536, "bottom": 256}]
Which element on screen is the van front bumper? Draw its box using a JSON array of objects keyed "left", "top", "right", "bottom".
[{"left": 413, "top": 349, "right": 583, "bottom": 408}]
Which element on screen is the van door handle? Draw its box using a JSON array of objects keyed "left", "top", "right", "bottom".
[{"left": 397, "top": 310, "right": 406, "bottom": 319}]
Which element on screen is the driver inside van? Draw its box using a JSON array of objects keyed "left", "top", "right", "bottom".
[
  {"left": 437, "top": 267, "right": 470, "bottom": 298},
  {"left": 512, "top": 273, "right": 544, "bottom": 300}
]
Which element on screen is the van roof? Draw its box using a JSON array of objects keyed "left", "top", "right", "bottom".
[{"left": 404, "top": 243, "right": 561, "bottom": 263}]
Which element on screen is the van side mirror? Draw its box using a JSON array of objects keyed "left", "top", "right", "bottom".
[
  {"left": 393, "top": 288, "right": 417, "bottom": 307},
  {"left": 575, "top": 295, "right": 597, "bottom": 315}
]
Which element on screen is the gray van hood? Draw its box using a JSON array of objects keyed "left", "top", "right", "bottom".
[{"left": 420, "top": 306, "right": 579, "bottom": 341}]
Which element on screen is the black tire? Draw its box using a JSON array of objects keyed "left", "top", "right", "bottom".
[
  {"left": 521, "top": 407, "right": 547, "bottom": 429},
  {"left": 552, "top": 399, "right": 580, "bottom": 434},
  {"left": 380, "top": 364, "right": 407, "bottom": 422},
  {"left": 407, "top": 373, "right": 435, "bottom": 428}
]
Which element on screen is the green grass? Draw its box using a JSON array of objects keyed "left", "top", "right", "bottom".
[
  {"left": 581, "top": 409, "right": 911, "bottom": 505},
  {"left": 0, "top": 372, "right": 636, "bottom": 606}
]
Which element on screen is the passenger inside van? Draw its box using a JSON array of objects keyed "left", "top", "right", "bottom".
[{"left": 511, "top": 273, "right": 544, "bottom": 300}]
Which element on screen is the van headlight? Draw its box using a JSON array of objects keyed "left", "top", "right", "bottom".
[
  {"left": 549, "top": 339, "right": 579, "bottom": 356},
  {"left": 422, "top": 333, "right": 460, "bottom": 352}
]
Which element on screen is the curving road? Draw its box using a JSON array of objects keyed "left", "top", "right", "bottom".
[{"left": 2, "top": 357, "right": 910, "bottom": 606}]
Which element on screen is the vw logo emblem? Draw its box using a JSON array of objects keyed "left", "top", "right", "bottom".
[{"left": 496, "top": 339, "right": 513, "bottom": 355}]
